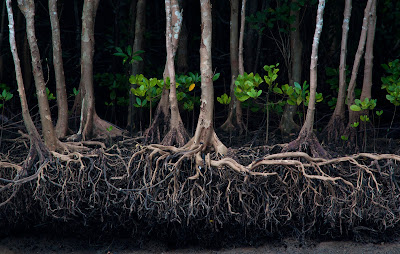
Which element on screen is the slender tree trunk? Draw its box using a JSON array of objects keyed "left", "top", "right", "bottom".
[
  {"left": 323, "top": 0, "right": 352, "bottom": 142},
  {"left": 162, "top": 0, "right": 189, "bottom": 146},
  {"left": 49, "top": 0, "right": 69, "bottom": 139},
  {"left": 280, "top": 0, "right": 302, "bottom": 135},
  {"left": 285, "top": 0, "right": 328, "bottom": 158},
  {"left": 7, "top": 0, "right": 49, "bottom": 165},
  {"left": 18, "top": 0, "right": 60, "bottom": 151},
  {"left": 360, "top": 0, "right": 376, "bottom": 104},
  {"left": 220, "top": 0, "right": 244, "bottom": 133},
  {"left": 186, "top": 0, "right": 227, "bottom": 155},
  {"left": 127, "top": 0, "right": 146, "bottom": 132},
  {"left": 0, "top": 0, "right": 6, "bottom": 82},
  {"left": 144, "top": 0, "right": 188, "bottom": 144},
  {"left": 72, "top": 0, "right": 123, "bottom": 141},
  {"left": 244, "top": 0, "right": 258, "bottom": 72},
  {"left": 346, "top": 0, "right": 373, "bottom": 130},
  {"left": 176, "top": 21, "right": 188, "bottom": 74}
]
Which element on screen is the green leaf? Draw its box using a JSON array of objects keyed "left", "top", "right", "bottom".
[
  {"left": 273, "top": 87, "right": 283, "bottom": 94},
  {"left": 136, "top": 97, "right": 141, "bottom": 105},
  {"left": 126, "top": 45, "right": 132, "bottom": 56},
  {"left": 212, "top": 73, "right": 220, "bottom": 81},
  {"left": 350, "top": 105, "right": 361, "bottom": 111},
  {"left": 110, "top": 90, "right": 116, "bottom": 100},
  {"left": 296, "top": 96, "right": 302, "bottom": 105},
  {"left": 113, "top": 52, "right": 127, "bottom": 57},
  {"left": 132, "top": 55, "right": 143, "bottom": 62}
]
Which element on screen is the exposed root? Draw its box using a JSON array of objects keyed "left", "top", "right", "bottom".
[
  {"left": 1, "top": 137, "right": 400, "bottom": 240},
  {"left": 144, "top": 89, "right": 170, "bottom": 144},
  {"left": 322, "top": 114, "right": 346, "bottom": 143},
  {"left": 284, "top": 131, "right": 330, "bottom": 158},
  {"left": 161, "top": 121, "right": 190, "bottom": 147}
]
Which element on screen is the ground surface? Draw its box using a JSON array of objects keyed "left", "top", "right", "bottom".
[{"left": 1, "top": 236, "right": 400, "bottom": 254}]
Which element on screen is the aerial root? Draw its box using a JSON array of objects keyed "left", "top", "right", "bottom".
[{"left": 1, "top": 138, "right": 400, "bottom": 237}]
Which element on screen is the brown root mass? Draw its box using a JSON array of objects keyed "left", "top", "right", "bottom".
[{"left": 1, "top": 137, "right": 400, "bottom": 243}]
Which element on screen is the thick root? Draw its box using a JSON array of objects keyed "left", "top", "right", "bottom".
[
  {"left": 284, "top": 131, "right": 330, "bottom": 158},
  {"left": 322, "top": 114, "right": 346, "bottom": 143}
]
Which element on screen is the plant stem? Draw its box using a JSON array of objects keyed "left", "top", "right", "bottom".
[{"left": 388, "top": 106, "right": 397, "bottom": 137}]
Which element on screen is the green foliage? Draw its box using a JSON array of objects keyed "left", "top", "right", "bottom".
[
  {"left": 263, "top": 63, "right": 279, "bottom": 86},
  {"left": 106, "top": 126, "right": 113, "bottom": 132},
  {"left": 360, "top": 115, "right": 370, "bottom": 122},
  {"left": 247, "top": 0, "right": 316, "bottom": 34},
  {"left": 351, "top": 122, "right": 359, "bottom": 128},
  {"left": 70, "top": 87, "right": 79, "bottom": 97},
  {"left": 349, "top": 98, "right": 377, "bottom": 112},
  {"left": 376, "top": 110, "right": 383, "bottom": 116},
  {"left": 341, "top": 135, "right": 349, "bottom": 141},
  {"left": 279, "top": 81, "right": 323, "bottom": 107},
  {"left": 130, "top": 74, "right": 163, "bottom": 108},
  {"left": 114, "top": 45, "right": 144, "bottom": 65},
  {"left": 381, "top": 59, "right": 400, "bottom": 106},
  {"left": 234, "top": 72, "right": 263, "bottom": 102},
  {"left": 0, "top": 86, "right": 13, "bottom": 109},
  {"left": 217, "top": 93, "right": 231, "bottom": 105}
]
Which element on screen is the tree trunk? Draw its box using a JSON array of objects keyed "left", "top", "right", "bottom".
[
  {"left": 161, "top": 0, "right": 189, "bottom": 146},
  {"left": 18, "top": 0, "right": 60, "bottom": 151},
  {"left": 176, "top": 21, "right": 188, "bottom": 74},
  {"left": 144, "top": 0, "right": 188, "bottom": 145},
  {"left": 244, "top": 0, "right": 257, "bottom": 72},
  {"left": 0, "top": 0, "right": 6, "bottom": 82},
  {"left": 280, "top": 0, "right": 302, "bottom": 135},
  {"left": 49, "top": 0, "right": 69, "bottom": 139},
  {"left": 360, "top": 0, "right": 376, "bottom": 104},
  {"left": 127, "top": 0, "right": 146, "bottom": 132},
  {"left": 323, "top": 0, "right": 352, "bottom": 142},
  {"left": 72, "top": 0, "right": 123, "bottom": 141},
  {"left": 346, "top": 0, "right": 373, "bottom": 131},
  {"left": 7, "top": 0, "right": 49, "bottom": 165},
  {"left": 220, "top": 0, "right": 244, "bottom": 134},
  {"left": 187, "top": 0, "right": 227, "bottom": 155},
  {"left": 285, "top": 0, "right": 328, "bottom": 158}
]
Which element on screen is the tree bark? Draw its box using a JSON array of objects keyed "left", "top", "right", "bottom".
[
  {"left": 144, "top": 0, "right": 188, "bottom": 144},
  {"left": 280, "top": 0, "right": 302, "bottom": 135},
  {"left": 7, "top": 0, "right": 49, "bottom": 165},
  {"left": 176, "top": 20, "right": 188, "bottom": 74},
  {"left": 360, "top": 0, "right": 376, "bottom": 103},
  {"left": 0, "top": 0, "right": 6, "bottom": 82},
  {"left": 346, "top": 0, "right": 373, "bottom": 130},
  {"left": 18, "top": 0, "right": 60, "bottom": 151},
  {"left": 187, "top": 0, "right": 227, "bottom": 155},
  {"left": 49, "top": 0, "right": 69, "bottom": 139},
  {"left": 285, "top": 0, "right": 328, "bottom": 158},
  {"left": 244, "top": 0, "right": 258, "bottom": 72},
  {"left": 220, "top": 0, "right": 244, "bottom": 133},
  {"left": 127, "top": 0, "right": 146, "bottom": 132},
  {"left": 161, "top": 0, "right": 189, "bottom": 146},
  {"left": 72, "top": 0, "right": 123, "bottom": 141},
  {"left": 323, "top": 0, "right": 352, "bottom": 142}
]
